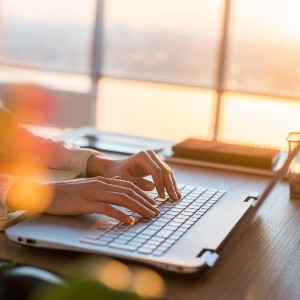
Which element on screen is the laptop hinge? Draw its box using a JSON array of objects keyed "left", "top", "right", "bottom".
[
  {"left": 245, "top": 196, "right": 259, "bottom": 207},
  {"left": 201, "top": 250, "right": 219, "bottom": 267}
]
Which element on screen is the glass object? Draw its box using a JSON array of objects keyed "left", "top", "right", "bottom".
[
  {"left": 287, "top": 132, "right": 300, "bottom": 199},
  {"left": 226, "top": 0, "right": 300, "bottom": 98},
  {"left": 0, "top": 0, "right": 96, "bottom": 73},
  {"left": 102, "top": 0, "right": 223, "bottom": 88}
]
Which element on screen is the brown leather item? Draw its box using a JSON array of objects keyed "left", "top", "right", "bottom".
[{"left": 172, "top": 139, "right": 280, "bottom": 169}]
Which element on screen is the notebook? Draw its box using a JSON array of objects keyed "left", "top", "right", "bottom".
[
  {"left": 5, "top": 145, "right": 295, "bottom": 274},
  {"left": 171, "top": 138, "right": 280, "bottom": 169},
  {"left": 165, "top": 138, "right": 286, "bottom": 177}
]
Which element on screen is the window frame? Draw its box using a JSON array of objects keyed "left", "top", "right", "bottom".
[{"left": 0, "top": 0, "right": 299, "bottom": 136}]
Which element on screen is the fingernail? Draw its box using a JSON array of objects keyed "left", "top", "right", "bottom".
[
  {"left": 145, "top": 182, "right": 155, "bottom": 190},
  {"left": 160, "top": 191, "right": 165, "bottom": 199},
  {"left": 126, "top": 216, "right": 135, "bottom": 225},
  {"left": 153, "top": 207, "right": 160, "bottom": 213},
  {"left": 148, "top": 210, "right": 157, "bottom": 217}
]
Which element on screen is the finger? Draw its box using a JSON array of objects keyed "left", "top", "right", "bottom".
[
  {"left": 56, "top": 177, "right": 160, "bottom": 217},
  {"left": 89, "top": 202, "right": 135, "bottom": 225},
  {"left": 90, "top": 190, "right": 158, "bottom": 219},
  {"left": 147, "top": 151, "right": 178, "bottom": 200},
  {"left": 98, "top": 177, "right": 157, "bottom": 206},
  {"left": 169, "top": 167, "right": 182, "bottom": 199},
  {"left": 99, "top": 181, "right": 160, "bottom": 214},
  {"left": 136, "top": 151, "right": 166, "bottom": 198},
  {"left": 55, "top": 176, "right": 154, "bottom": 203},
  {"left": 162, "top": 161, "right": 181, "bottom": 199},
  {"left": 51, "top": 177, "right": 107, "bottom": 188},
  {"left": 126, "top": 176, "right": 156, "bottom": 191}
]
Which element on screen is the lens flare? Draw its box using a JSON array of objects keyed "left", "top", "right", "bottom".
[
  {"left": 97, "top": 260, "right": 132, "bottom": 290},
  {"left": 132, "top": 269, "right": 165, "bottom": 298},
  {"left": 7, "top": 168, "right": 54, "bottom": 212}
]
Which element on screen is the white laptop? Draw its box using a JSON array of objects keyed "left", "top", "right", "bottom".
[{"left": 5, "top": 151, "right": 292, "bottom": 274}]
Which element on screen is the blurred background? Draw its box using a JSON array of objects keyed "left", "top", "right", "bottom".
[{"left": 0, "top": 0, "right": 299, "bottom": 149}]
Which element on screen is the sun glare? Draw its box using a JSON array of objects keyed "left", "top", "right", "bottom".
[
  {"left": 97, "top": 260, "right": 132, "bottom": 290},
  {"left": 276, "top": 1, "right": 300, "bottom": 43},
  {"left": 7, "top": 173, "right": 53, "bottom": 212},
  {"left": 132, "top": 268, "right": 165, "bottom": 298}
]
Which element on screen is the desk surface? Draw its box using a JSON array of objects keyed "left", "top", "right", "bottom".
[{"left": 1, "top": 163, "right": 299, "bottom": 300}]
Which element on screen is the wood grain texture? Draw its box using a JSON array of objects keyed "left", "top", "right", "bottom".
[{"left": 1, "top": 164, "right": 299, "bottom": 300}]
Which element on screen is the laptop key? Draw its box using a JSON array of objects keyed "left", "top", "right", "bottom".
[
  {"left": 144, "top": 239, "right": 161, "bottom": 246},
  {"left": 127, "top": 241, "right": 143, "bottom": 247},
  {"left": 142, "top": 228, "right": 158, "bottom": 236},
  {"left": 164, "top": 225, "right": 178, "bottom": 231},
  {"left": 151, "top": 236, "right": 165, "bottom": 242},
  {"left": 82, "top": 239, "right": 109, "bottom": 246},
  {"left": 156, "top": 245, "right": 169, "bottom": 252},
  {"left": 84, "top": 234, "right": 100, "bottom": 240},
  {"left": 111, "top": 239, "right": 128, "bottom": 245},
  {"left": 131, "top": 236, "right": 148, "bottom": 243},
  {"left": 127, "top": 224, "right": 148, "bottom": 233},
  {"left": 153, "top": 250, "right": 164, "bottom": 257},
  {"left": 138, "top": 247, "right": 154, "bottom": 254},
  {"left": 156, "top": 229, "right": 173, "bottom": 239},
  {"left": 109, "top": 243, "right": 138, "bottom": 251}
]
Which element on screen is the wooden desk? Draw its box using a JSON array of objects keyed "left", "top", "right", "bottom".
[{"left": 1, "top": 164, "right": 299, "bottom": 300}]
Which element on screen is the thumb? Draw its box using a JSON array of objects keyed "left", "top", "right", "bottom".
[{"left": 128, "top": 176, "right": 156, "bottom": 191}]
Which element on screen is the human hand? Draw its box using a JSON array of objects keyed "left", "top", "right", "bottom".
[
  {"left": 87, "top": 151, "right": 182, "bottom": 200},
  {"left": 7, "top": 176, "right": 160, "bottom": 224}
]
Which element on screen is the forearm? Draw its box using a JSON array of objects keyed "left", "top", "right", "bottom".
[
  {"left": 0, "top": 104, "right": 99, "bottom": 177},
  {"left": 42, "top": 139, "right": 99, "bottom": 177}
]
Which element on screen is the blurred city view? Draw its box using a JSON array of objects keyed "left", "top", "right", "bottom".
[{"left": 0, "top": 0, "right": 300, "bottom": 97}]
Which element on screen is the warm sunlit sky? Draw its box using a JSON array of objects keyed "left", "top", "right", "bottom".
[{"left": 2, "top": 0, "right": 300, "bottom": 43}]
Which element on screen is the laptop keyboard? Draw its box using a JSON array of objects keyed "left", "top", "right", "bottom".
[{"left": 80, "top": 185, "right": 226, "bottom": 256}]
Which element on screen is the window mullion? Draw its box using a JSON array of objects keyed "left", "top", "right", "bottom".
[
  {"left": 89, "top": 0, "right": 105, "bottom": 125},
  {"left": 213, "top": 0, "right": 232, "bottom": 140}
]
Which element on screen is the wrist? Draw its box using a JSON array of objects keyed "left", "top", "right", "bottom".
[{"left": 86, "top": 154, "right": 116, "bottom": 178}]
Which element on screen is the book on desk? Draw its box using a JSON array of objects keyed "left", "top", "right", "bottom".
[{"left": 165, "top": 138, "right": 286, "bottom": 177}]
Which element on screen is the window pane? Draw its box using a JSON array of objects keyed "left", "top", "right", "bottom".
[
  {"left": 0, "top": 66, "right": 91, "bottom": 93},
  {"left": 97, "top": 78, "right": 216, "bottom": 141},
  {"left": 219, "top": 93, "right": 300, "bottom": 149},
  {"left": 103, "top": 0, "right": 223, "bottom": 87},
  {"left": 0, "top": 0, "right": 96, "bottom": 73},
  {"left": 226, "top": 0, "right": 300, "bottom": 97}
]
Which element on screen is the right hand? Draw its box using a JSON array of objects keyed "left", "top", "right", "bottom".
[{"left": 7, "top": 176, "right": 160, "bottom": 224}]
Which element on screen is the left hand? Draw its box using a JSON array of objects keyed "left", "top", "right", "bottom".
[{"left": 87, "top": 150, "right": 181, "bottom": 200}]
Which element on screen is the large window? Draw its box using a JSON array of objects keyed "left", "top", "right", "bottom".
[
  {"left": 98, "top": 0, "right": 222, "bottom": 141},
  {"left": 0, "top": 0, "right": 300, "bottom": 148}
]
